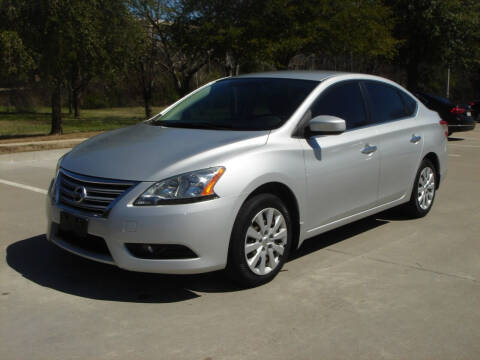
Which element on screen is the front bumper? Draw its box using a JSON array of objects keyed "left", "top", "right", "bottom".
[{"left": 46, "top": 180, "right": 240, "bottom": 274}]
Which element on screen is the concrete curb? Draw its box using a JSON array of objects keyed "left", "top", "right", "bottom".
[{"left": 0, "top": 138, "right": 86, "bottom": 154}]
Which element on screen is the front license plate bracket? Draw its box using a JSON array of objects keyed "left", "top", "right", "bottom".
[{"left": 59, "top": 212, "right": 89, "bottom": 239}]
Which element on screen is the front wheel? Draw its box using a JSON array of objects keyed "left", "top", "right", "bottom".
[
  {"left": 403, "top": 158, "right": 437, "bottom": 218},
  {"left": 226, "top": 193, "right": 292, "bottom": 287}
]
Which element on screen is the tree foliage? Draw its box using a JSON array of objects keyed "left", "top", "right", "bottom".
[
  {"left": 1, "top": 0, "right": 479, "bottom": 131},
  {"left": 129, "top": 0, "right": 210, "bottom": 96},
  {"left": 387, "top": 0, "right": 480, "bottom": 90}
]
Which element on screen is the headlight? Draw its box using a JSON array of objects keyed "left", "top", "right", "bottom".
[
  {"left": 134, "top": 167, "right": 225, "bottom": 205},
  {"left": 55, "top": 152, "right": 68, "bottom": 178},
  {"left": 50, "top": 153, "right": 68, "bottom": 198}
]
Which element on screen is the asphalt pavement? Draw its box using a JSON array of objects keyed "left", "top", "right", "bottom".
[{"left": 1, "top": 129, "right": 479, "bottom": 360}]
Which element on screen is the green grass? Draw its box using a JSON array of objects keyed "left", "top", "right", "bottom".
[{"left": 0, "top": 107, "right": 163, "bottom": 137}]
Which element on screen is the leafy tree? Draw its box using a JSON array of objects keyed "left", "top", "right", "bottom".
[
  {"left": 59, "top": 0, "right": 133, "bottom": 118},
  {"left": 180, "top": 0, "right": 265, "bottom": 75},
  {"left": 183, "top": 0, "right": 398, "bottom": 73},
  {"left": 0, "top": 0, "right": 37, "bottom": 112},
  {"left": 2, "top": 0, "right": 134, "bottom": 133},
  {"left": 124, "top": 18, "right": 162, "bottom": 118},
  {"left": 387, "top": 0, "right": 480, "bottom": 91},
  {"left": 129, "top": 0, "right": 210, "bottom": 96},
  {"left": 0, "top": 31, "right": 34, "bottom": 86},
  {"left": 260, "top": 0, "right": 398, "bottom": 70}
]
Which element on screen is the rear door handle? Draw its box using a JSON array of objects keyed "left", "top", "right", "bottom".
[
  {"left": 361, "top": 144, "right": 377, "bottom": 155},
  {"left": 410, "top": 135, "right": 422, "bottom": 144}
]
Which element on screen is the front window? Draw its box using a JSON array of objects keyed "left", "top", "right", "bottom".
[
  {"left": 311, "top": 81, "right": 368, "bottom": 130},
  {"left": 149, "top": 78, "right": 319, "bottom": 130}
]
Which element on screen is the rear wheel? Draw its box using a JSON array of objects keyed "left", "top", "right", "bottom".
[
  {"left": 226, "top": 193, "right": 292, "bottom": 287},
  {"left": 403, "top": 158, "right": 437, "bottom": 218}
]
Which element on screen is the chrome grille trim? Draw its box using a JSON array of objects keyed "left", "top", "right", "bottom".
[{"left": 56, "top": 168, "right": 138, "bottom": 217}]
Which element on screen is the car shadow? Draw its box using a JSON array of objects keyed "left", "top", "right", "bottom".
[
  {"left": 448, "top": 136, "right": 464, "bottom": 141},
  {"left": 6, "top": 235, "right": 240, "bottom": 303},
  {"left": 289, "top": 208, "right": 408, "bottom": 261},
  {"left": 6, "top": 209, "right": 411, "bottom": 303}
]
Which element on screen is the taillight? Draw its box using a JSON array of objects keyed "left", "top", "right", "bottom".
[
  {"left": 470, "top": 101, "right": 475, "bottom": 106},
  {"left": 450, "top": 106, "right": 466, "bottom": 115},
  {"left": 439, "top": 120, "right": 449, "bottom": 137}
]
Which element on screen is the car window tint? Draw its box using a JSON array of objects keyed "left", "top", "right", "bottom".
[
  {"left": 365, "top": 81, "right": 406, "bottom": 123},
  {"left": 156, "top": 78, "right": 319, "bottom": 130},
  {"left": 311, "top": 81, "right": 367, "bottom": 130},
  {"left": 399, "top": 90, "right": 417, "bottom": 116}
]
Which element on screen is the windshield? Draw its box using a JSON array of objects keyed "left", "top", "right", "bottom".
[{"left": 149, "top": 78, "right": 319, "bottom": 130}]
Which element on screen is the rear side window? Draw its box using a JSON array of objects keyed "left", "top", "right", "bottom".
[
  {"left": 311, "top": 81, "right": 368, "bottom": 130},
  {"left": 364, "top": 81, "right": 406, "bottom": 123},
  {"left": 399, "top": 90, "right": 417, "bottom": 116}
]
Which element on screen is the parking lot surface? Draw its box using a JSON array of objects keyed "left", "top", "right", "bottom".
[{"left": 1, "top": 128, "right": 480, "bottom": 360}]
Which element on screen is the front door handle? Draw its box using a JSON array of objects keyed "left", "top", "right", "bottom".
[
  {"left": 361, "top": 144, "right": 377, "bottom": 155},
  {"left": 410, "top": 135, "right": 422, "bottom": 144}
]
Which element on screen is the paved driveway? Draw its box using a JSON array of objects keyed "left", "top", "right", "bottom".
[{"left": 1, "top": 129, "right": 479, "bottom": 360}]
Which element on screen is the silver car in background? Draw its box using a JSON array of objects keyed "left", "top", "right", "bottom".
[{"left": 46, "top": 71, "right": 448, "bottom": 286}]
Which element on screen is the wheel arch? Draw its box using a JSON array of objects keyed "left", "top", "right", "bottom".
[
  {"left": 424, "top": 152, "right": 441, "bottom": 189},
  {"left": 244, "top": 182, "right": 301, "bottom": 252}
]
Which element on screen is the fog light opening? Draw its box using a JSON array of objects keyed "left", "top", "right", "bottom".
[{"left": 126, "top": 243, "right": 198, "bottom": 260}]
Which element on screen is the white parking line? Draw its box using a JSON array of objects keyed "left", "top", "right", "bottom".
[
  {"left": 0, "top": 178, "right": 47, "bottom": 195},
  {"left": 448, "top": 154, "right": 461, "bottom": 157}
]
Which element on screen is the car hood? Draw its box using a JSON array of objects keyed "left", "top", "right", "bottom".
[{"left": 61, "top": 123, "right": 269, "bottom": 181}]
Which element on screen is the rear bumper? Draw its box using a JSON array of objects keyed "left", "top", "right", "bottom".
[
  {"left": 46, "top": 181, "right": 241, "bottom": 274},
  {"left": 448, "top": 116, "right": 476, "bottom": 133},
  {"left": 448, "top": 122, "right": 476, "bottom": 133}
]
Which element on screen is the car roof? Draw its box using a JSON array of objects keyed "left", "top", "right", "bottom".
[
  {"left": 234, "top": 70, "right": 351, "bottom": 82},
  {"left": 228, "top": 71, "right": 419, "bottom": 101}
]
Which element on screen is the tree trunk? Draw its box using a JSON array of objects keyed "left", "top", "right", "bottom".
[
  {"left": 73, "top": 88, "right": 81, "bottom": 118},
  {"left": 179, "top": 76, "right": 192, "bottom": 97},
  {"left": 50, "top": 86, "right": 63, "bottom": 135},
  {"left": 143, "top": 85, "right": 152, "bottom": 118},
  {"left": 225, "top": 51, "right": 234, "bottom": 76},
  {"left": 67, "top": 86, "right": 73, "bottom": 114}
]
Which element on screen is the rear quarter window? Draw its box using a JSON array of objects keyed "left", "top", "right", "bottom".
[{"left": 398, "top": 90, "right": 417, "bottom": 117}]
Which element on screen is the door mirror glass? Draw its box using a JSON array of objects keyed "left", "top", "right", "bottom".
[{"left": 308, "top": 115, "right": 346, "bottom": 135}]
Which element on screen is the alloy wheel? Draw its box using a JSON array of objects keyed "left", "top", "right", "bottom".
[
  {"left": 417, "top": 167, "right": 435, "bottom": 210},
  {"left": 244, "top": 207, "right": 288, "bottom": 275}
]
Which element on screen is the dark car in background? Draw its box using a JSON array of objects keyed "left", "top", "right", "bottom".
[
  {"left": 470, "top": 99, "right": 480, "bottom": 122},
  {"left": 415, "top": 92, "right": 476, "bottom": 136}
]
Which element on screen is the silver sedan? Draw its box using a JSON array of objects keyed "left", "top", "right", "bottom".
[{"left": 46, "top": 71, "right": 448, "bottom": 287}]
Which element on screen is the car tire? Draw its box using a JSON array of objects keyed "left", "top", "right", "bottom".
[
  {"left": 226, "top": 193, "right": 292, "bottom": 287},
  {"left": 403, "top": 158, "right": 437, "bottom": 218}
]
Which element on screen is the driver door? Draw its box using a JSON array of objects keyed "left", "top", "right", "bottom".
[{"left": 300, "top": 81, "right": 381, "bottom": 231}]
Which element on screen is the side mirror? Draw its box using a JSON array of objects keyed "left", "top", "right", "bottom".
[{"left": 308, "top": 115, "right": 346, "bottom": 135}]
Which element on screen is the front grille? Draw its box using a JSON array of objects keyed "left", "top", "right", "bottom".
[{"left": 57, "top": 169, "right": 137, "bottom": 217}]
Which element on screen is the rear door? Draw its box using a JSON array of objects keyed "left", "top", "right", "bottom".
[
  {"left": 301, "top": 80, "right": 381, "bottom": 230},
  {"left": 363, "top": 81, "right": 423, "bottom": 204}
]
